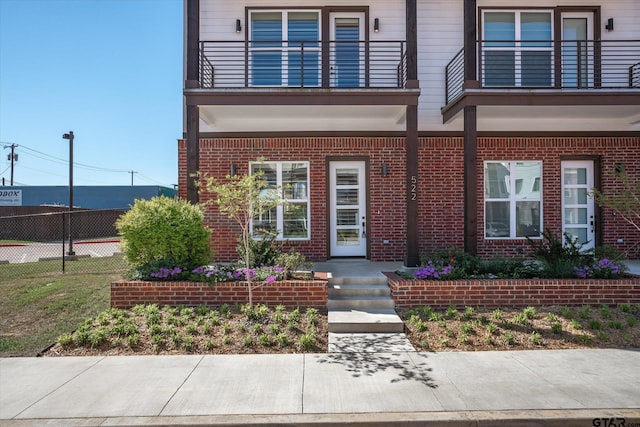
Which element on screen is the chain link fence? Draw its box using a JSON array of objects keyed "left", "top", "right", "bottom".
[{"left": 0, "top": 209, "right": 129, "bottom": 276}]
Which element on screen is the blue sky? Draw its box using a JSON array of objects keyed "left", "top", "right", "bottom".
[{"left": 0, "top": 0, "right": 182, "bottom": 188}]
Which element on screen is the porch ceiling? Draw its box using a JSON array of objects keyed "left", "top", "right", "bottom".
[
  {"left": 442, "top": 89, "right": 640, "bottom": 126},
  {"left": 444, "top": 104, "right": 640, "bottom": 132},
  {"left": 199, "top": 105, "right": 408, "bottom": 133}
]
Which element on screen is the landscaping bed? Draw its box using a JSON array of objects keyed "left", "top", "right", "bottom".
[
  {"left": 44, "top": 304, "right": 328, "bottom": 356},
  {"left": 401, "top": 303, "right": 640, "bottom": 352}
]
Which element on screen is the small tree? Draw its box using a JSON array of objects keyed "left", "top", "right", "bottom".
[
  {"left": 591, "top": 171, "right": 640, "bottom": 233},
  {"left": 198, "top": 170, "right": 282, "bottom": 305}
]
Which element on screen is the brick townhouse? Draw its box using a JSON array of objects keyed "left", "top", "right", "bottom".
[{"left": 179, "top": 0, "right": 640, "bottom": 267}]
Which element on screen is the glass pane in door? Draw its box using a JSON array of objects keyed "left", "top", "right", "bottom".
[
  {"left": 336, "top": 169, "right": 358, "bottom": 185},
  {"left": 334, "top": 18, "right": 361, "bottom": 87},
  {"left": 562, "top": 18, "right": 588, "bottom": 88},
  {"left": 336, "top": 209, "right": 359, "bottom": 226},
  {"left": 337, "top": 229, "right": 359, "bottom": 246}
]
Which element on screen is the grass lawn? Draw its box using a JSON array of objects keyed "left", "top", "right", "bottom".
[{"left": 0, "top": 256, "right": 125, "bottom": 356}]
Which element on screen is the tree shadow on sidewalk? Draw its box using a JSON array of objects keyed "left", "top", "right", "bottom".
[{"left": 315, "top": 334, "right": 437, "bottom": 388}]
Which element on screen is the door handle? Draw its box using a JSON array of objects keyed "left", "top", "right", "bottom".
[{"left": 362, "top": 216, "right": 366, "bottom": 238}]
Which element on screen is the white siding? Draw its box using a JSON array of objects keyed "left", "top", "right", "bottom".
[
  {"left": 417, "top": 0, "right": 640, "bottom": 132},
  {"left": 417, "top": 0, "right": 463, "bottom": 131},
  {"left": 200, "top": 0, "right": 405, "bottom": 41}
]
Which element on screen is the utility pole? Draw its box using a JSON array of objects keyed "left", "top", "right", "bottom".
[
  {"left": 62, "top": 132, "right": 75, "bottom": 256},
  {"left": 129, "top": 170, "right": 138, "bottom": 186},
  {"left": 3, "top": 144, "right": 18, "bottom": 185}
]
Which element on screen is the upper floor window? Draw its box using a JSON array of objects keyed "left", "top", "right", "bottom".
[
  {"left": 250, "top": 10, "right": 320, "bottom": 87},
  {"left": 481, "top": 10, "right": 552, "bottom": 87},
  {"left": 250, "top": 161, "right": 310, "bottom": 240},
  {"left": 484, "top": 161, "right": 542, "bottom": 239}
]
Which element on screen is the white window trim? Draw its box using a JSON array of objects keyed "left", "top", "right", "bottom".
[
  {"left": 481, "top": 9, "right": 554, "bottom": 87},
  {"left": 484, "top": 161, "right": 543, "bottom": 240},
  {"left": 250, "top": 161, "right": 310, "bottom": 240}
]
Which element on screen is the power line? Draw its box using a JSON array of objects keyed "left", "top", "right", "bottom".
[
  {"left": 18, "top": 145, "right": 130, "bottom": 173},
  {"left": 137, "top": 173, "right": 170, "bottom": 186},
  {"left": 5, "top": 143, "right": 172, "bottom": 187}
]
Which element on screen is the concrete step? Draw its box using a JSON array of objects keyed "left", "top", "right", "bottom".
[
  {"left": 328, "top": 283, "right": 391, "bottom": 298},
  {"left": 328, "top": 276, "right": 388, "bottom": 286},
  {"left": 328, "top": 332, "right": 416, "bottom": 353},
  {"left": 328, "top": 309, "right": 405, "bottom": 333},
  {"left": 327, "top": 296, "right": 396, "bottom": 311}
]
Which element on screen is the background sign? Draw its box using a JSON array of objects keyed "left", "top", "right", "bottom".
[{"left": 0, "top": 189, "right": 22, "bottom": 206}]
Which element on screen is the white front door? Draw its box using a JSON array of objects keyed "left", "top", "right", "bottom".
[
  {"left": 561, "top": 160, "right": 595, "bottom": 251},
  {"left": 330, "top": 161, "right": 367, "bottom": 257}
]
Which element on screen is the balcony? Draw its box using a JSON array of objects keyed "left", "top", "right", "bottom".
[
  {"left": 187, "top": 40, "right": 419, "bottom": 133},
  {"left": 443, "top": 39, "right": 640, "bottom": 124},
  {"left": 197, "top": 40, "right": 408, "bottom": 89}
]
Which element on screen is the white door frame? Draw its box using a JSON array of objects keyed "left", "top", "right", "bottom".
[
  {"left": 561, "top": 160, "right": 596, "bottom": 251},
  {"left": 329, "top": 160, "right": 367, "bottom": 257}
]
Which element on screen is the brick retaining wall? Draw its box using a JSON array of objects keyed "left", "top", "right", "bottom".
[
  {"left": 111, "top": 279, "right": 328, "bottom": 309},
  {"left": 385, "top": 272, "right": 640, "bottom": 309}
]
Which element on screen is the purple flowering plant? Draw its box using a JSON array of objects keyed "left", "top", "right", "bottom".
[
  {"left": 149, "top": 267, "right": 184, "bottom": 280},
  {"left": 147, "top": 263, "right": 285, "bottom": 283},
  {"left": 413, "top": 259, "right": 458, "bottom": 280},
  {"left": 574, "top": 258, "right": 627, "bottom": 279}
]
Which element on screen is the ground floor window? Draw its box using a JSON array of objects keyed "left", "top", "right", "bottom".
[
  {"left": 484, "top": 161, "right": 542, "bottom": 239},
  {"left": 250, "top": 161, "right": 310, "bottom": 240}
]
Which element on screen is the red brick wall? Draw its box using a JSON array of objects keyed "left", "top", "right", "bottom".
[
  {"left": 180, "top": 137, "right": 407, "bottom": 262},
  {"left": 386, "top": 272, "right": 640, "bottom": 309},
  {"left": 178, "top": 136, "right": 640, "bottom": 262},
  {"left": 417, "top": 136, "right": 640, "bottom": 258},
  {"left": 111, "top": 279, "right": 327, "bottom": 309},
  {"left": 475, "top": 136, "right": 640, "bottom": 258}
]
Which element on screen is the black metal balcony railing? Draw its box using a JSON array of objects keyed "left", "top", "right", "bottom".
[
  {"left": 198, "top": 40, "right": 407, "bottom": 89},
  {"left": 445, "top": 39, "right": 640, "bottom": 104}
]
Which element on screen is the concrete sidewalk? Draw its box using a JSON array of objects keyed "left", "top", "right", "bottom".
[{"left": 1, "top": 349, "right": 639, "bottom": 426}]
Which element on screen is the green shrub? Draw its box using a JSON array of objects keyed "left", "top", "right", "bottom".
[
  {"left": 116, "top": 196, "right": 211, "bottom": 270},
  {"left": 529, "top": 331, "right": 542, "bottom": 345},
  {"left": 237, "top": 230, "right": 281, "bottom": 267},
  {"left": 526, "top": 229, "right": 591, "bottom": 278},
  {"left": 503, "top": 333, "right": 516, "bottom": 345},
  {"left": 478, "top": 257, "right": 542, "bottom": 278},
  {"left": 275, "top": 249, "right": 312, "bottom": 278},
  {"left": 296, "top": 332, "right": 316, "bottom": 351},
  {"left": 594, "top": 245, "right": 627, "bottom": 262},
  {"left": 57, "top": 333, "right": 74, "bottom": 347}
]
